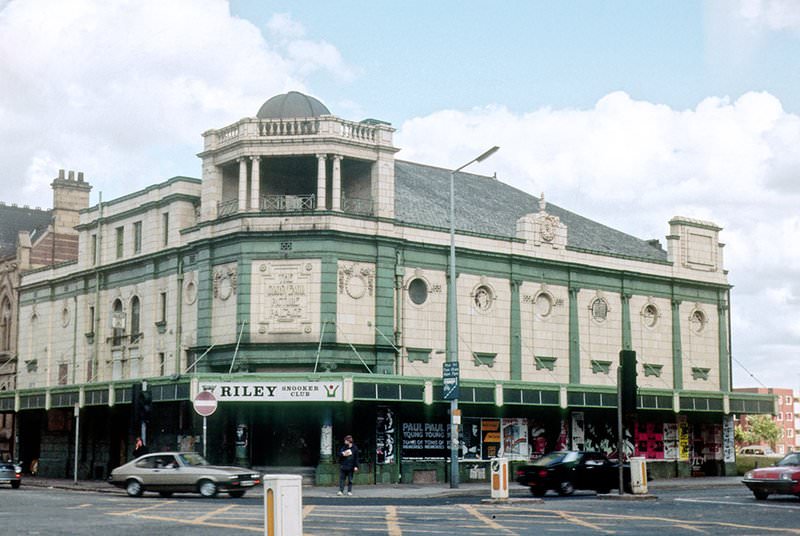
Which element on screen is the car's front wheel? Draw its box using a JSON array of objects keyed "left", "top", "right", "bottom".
[
  {"left": 125, "top": 479, "right": 143, "bottom": 497},
  {"left": 229, "top": 490, "right": 246, "bottom": 498},
  {"left": 557, "top": 480, "right": 575, "bottom": 496},
  {"left": 753, "top": 490, "right": 769, "bottom": 500},
  {"left": 11, "top": 481, "right": 20, "bottom": 489},
  {"left": 198, "top": 479, "right": 218, "bottom": 498}
]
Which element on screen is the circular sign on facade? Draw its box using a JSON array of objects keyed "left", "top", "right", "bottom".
[{"left": 193, "top": 390, "right": 218, "bottom": 417}]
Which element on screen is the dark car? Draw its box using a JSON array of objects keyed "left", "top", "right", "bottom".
[
  {"left": 742, "top": 452, "right": 800, "bottom": 500},
  {"left": 515, "top": 451, "right": 631, "bottom": 497},
  {"left": 0, "top": 461, "right": 22, "bottom": 489},
  {"left": 109, "top": 452, "right": 261, "bottom": 498}
]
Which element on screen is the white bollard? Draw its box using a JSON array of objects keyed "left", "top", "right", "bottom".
[
  {"left": 263, "top": 474, "right": 303, "bottom": 536},
  {"left": 629, "top": 457, "right": 648, "bottom": 494},
  {"left": 490, "top": 457, "right": 509, "bottom": 500}
]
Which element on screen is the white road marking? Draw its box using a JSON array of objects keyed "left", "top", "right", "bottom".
[{"left": 675, "top": 498, "right": 800, "bottom": 511}]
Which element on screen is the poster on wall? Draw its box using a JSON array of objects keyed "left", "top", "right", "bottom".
[
  {"left": 499, "top": 419, "right": 530, "bottom": 460},
  {"left": 529, "top": 420, "right": 549, "bottom": 459},
  {"left": 678, "top": 416, "right": 690, "bottom": 461},
  {"left": 461, "top": 418, "right": 482, "bottom": 459},
  {"left": 571, "top": 412, "right": 585, "bottom": 451},
  {"left": 481, "top": 419, "right": 501, "bottom": 459},
  {"left": 375, "top": 406, "right": 395, "bottom": 464},
  {"left": 401, "top": 422, "right": 447, "bottom": 459},
  {"left": 635, "top": 422, "right": 665, "bottom": 459},
  {"left": 722, "top": 415, "right": 735, "bottom": 463},
  {"left": 663, "top": 422, "right": 679, "bottom": 460},
  {"left": 555, "top": 419, "right": 569, "bottom": 450}
]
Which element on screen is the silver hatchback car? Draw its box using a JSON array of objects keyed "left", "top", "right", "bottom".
[
  {"left": 109, "top": 452, "right": 261, "bottom": 498},
  {"left": 0, "top": 461, "right": 22, "bottom": 489}
]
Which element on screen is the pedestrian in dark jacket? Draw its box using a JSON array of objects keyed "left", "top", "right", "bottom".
[
  {"left": 133, "top": 437, "right": 148, "bottom": 459},
  {"left": 337, "top": 435, "right": 359, "bottom": 496}
]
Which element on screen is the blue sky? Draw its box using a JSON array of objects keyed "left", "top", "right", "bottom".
[{"left": 1, "top": 0, "right": 800, "bottom": 390}]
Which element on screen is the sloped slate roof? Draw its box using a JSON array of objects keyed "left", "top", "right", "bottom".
[
  {"left": 0, "top": 203, "right": 51, "bottom": 259},
  {"left": 394, "top": 160, "right": 667, "bottom": 263}
]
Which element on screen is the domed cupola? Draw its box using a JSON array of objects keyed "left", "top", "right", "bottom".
[{"left": 256, "top": 91, "right": 331, "bottom": 119}]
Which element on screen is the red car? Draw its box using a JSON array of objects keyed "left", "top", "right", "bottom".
[{"left": 742, "top": 452, "right": 800, "bottom": 500}]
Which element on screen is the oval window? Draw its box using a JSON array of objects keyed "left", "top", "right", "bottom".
[
  {"left": 591, "top": 298, "right": 608, "bottom": 322},
  {"left": 408, "top": 278, "right": 428, "bottom": 305}
]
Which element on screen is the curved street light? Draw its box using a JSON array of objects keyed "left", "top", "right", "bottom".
[{"left": 448, "top": 146, "right": 499, "bottom": 488}]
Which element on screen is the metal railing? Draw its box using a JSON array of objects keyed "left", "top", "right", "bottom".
[
  {"left": 217, "top": 199, "right": 239, "bottom": 217},
  {"left": 342, "top": 195, "right": 373, "bottom": 216},
  {"left": 260, "top": 194, "right": 316, "bottom": 212}
]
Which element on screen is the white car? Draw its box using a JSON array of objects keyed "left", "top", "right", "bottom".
[{"left": 109, "top": 452, "right": 261, "bottom": 498}]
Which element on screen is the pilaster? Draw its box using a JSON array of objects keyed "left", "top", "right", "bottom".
[
  {"left": 672, "top": 299, "right": 683, "bottom": 390},
  {"left": 510, "top": 279, "right": 522, "bottom": 380},
  {"left": 569, "top": 286, "right": 580, "bottom": 384}
]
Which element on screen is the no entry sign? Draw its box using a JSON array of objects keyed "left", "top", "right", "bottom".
[{"left": 193, "top": 390, "right": 218, "bottom": 417}]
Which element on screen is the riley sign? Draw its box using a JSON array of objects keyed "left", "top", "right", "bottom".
[{"left": 199, "top": 381, "right": 343, "bottom": 402}]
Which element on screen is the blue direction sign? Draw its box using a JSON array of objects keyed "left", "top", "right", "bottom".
[{"left": 442, "top": 362, "right": 460, "bottom": 400}]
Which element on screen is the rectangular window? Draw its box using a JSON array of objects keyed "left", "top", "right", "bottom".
[
  {"left": 159, "top": 292, "right": 167, "bottom": 323},
  {"left": 788, "top": 429, "right": 795, "bottom": 438},
  {"left": 777, "top": 413, "right": 784, "bottom": 421},
  {"left": 162, "top": 213, "right": 169, "bottom": 247},
  {"left": 158, "top": 352, "right": 166, "bottom": 376},
  {"left": 787, "top": 396, "right": 793, "bottom": 405},
  {"left": 58, "top": 363, "right": 68, "bottom": 385},
  {"left": 115, "top": 226, "right": 124, "bottom": 259},
  {"left": 133, "top": 221, "right": 142, "bottom": 254},
  {"left": 788, "top": 412, "right": 794, "bottom": 421},
  {"left": 91, "top": 234, "right": 98, "bottom": 265}
]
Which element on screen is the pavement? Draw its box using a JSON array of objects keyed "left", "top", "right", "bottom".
[{"left": 19, "top": 474, "right": 742, "bottom": 499}]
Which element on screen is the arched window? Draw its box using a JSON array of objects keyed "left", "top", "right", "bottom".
[
  {"left": 130, "top": 296, "right": 141, "bottom": 343},
  {"left": 0, "top": 297, "right": 11, "bottom": 351},
  {"left": 112, "top": 299, "right": 125, "bottom": 346}
]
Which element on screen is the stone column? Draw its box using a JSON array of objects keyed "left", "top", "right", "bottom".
[
  {"left": 238, "top": 158, "right": 248, "bottom": 212},
  {"left": 316, "top": 154, "right": 327, "bottom": 210},
  {"left": 250, "top": 156, "right": 261, "bottom": 212},
  {"left": 331, "top": 155, "right": 342, "bottom": 211}
]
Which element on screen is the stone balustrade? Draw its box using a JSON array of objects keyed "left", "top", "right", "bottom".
[{"left": 207, "top": 116, "right": 390, "bottom": 150}]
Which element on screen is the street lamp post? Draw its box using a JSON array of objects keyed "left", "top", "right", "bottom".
[{"left": 448, "top": 145, "right": 499, "bottom": 488}]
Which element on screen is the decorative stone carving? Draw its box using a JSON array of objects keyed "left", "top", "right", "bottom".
[
  {"left": 338, "top": 264, "right": 375, "bottom": 300},
  {"left": 213, "top": 266, "right": 237, "bottom": 300},
  {"left": 472, "top": 284, "right": 494, "bottom": 312},
  {"left": 259, "top": 261, "right": 313, "bottom": 334}
]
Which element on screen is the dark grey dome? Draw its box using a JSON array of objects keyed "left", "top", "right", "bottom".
[{"left": 256, "top": 91, "right": 331, "bottom": 119}]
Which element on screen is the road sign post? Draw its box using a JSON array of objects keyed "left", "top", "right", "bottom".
[
  {"left": 442, "top": 362, "right": 459, "bottom": 400},
  {"left": 193, "top": 391, "right": 218, "bottom": 459}
]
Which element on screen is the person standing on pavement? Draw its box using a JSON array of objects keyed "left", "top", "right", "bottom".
[
  {"left": 337, "top": 435, "right": 359, "bottom": 496},
  {"left": 133, "top": 437, "right": 148, "bottom": 459}
]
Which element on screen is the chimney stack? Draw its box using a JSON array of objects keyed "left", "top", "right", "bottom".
[{"left": 51, "top": 169, "right": 92, "bottom": 234}]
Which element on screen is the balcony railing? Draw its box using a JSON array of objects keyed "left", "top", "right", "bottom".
[
  {"left": 217, "top": 199, "right": 239, "bottom": 217},
  {"left": 210, "top": 116, "right": 389, "bottom": 149},
  {"left": 342, "top": 195, "right": 373, "bottom": 216},
  {"left": 260, "top": 194, "right": 316, "bottom": 212}
]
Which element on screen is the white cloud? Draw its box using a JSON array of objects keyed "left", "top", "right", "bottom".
[
  {"left": 738, "top": 0, "right": 800, "bottom": 31},
  {"left": 0, "top": 0, "right": 350, "bottom": 206},
  {"left": 396, "top": 91, "right": 800, "bottom": 388}
]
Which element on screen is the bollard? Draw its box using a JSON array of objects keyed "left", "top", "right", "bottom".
[
  {"left": 263, "top": 474, "right": 303, "bottom": 536},
  {"left": 490, "top": 457, "right": 509, "bottom": 500},
  {"left": 629, "top": 457, "right": 648, "bottom": 494}
]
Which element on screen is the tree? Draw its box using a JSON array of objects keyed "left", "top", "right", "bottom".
[{"left": 736, "top": 415, "right": 782, "bottom": 449}]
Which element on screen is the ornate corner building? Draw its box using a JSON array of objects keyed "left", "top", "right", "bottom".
[{"left": 0, "top": 92, "right": 774, "bottom": 482}]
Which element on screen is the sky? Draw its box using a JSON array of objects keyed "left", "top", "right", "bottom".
[{"left": 1, "top": 0, "right": 800, "bottom": 389}]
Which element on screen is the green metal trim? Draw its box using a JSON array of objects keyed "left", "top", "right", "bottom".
[
  {"left": 621, "top": 293, "right": 632, "bottom": 350},
  {"left": 718, "top": 297, "right": 730, "bottom": 392},
  {"left": 568, "top": 286, "right": 580, "bottom": 384},
  {"left": 510, "top": 280, "right": 522, "bottom": 380},
  {"left": 672, "top": 299, "right": 683, "bottom": 390}
]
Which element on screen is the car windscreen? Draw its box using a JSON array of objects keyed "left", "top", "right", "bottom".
[
  {"left": 532, "top": 452, "right": 567, "bottom": 466},
  {"left": 179, "top": 453, "right": 210, "bottom": 467},
  {"left": 777, "top": 454, "right": 800, "bottom": 467}
]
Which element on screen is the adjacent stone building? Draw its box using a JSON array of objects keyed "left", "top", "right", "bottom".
[
  {"left": 2, "top": 92, "right": 773, "bottom": 481},
  {"left": 0, "top": 171, "right": 91, "bottom": 460}
]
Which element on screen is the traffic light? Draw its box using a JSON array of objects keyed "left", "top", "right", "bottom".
[
  {"left": 620, "top": 350, "right": 637, "bottom": 414},
  {"left": 138, "top": 387, "right": 153, "bottom": 423},
  {"left": 132, "top": 382, "right": 153, "bottom": 424}
]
